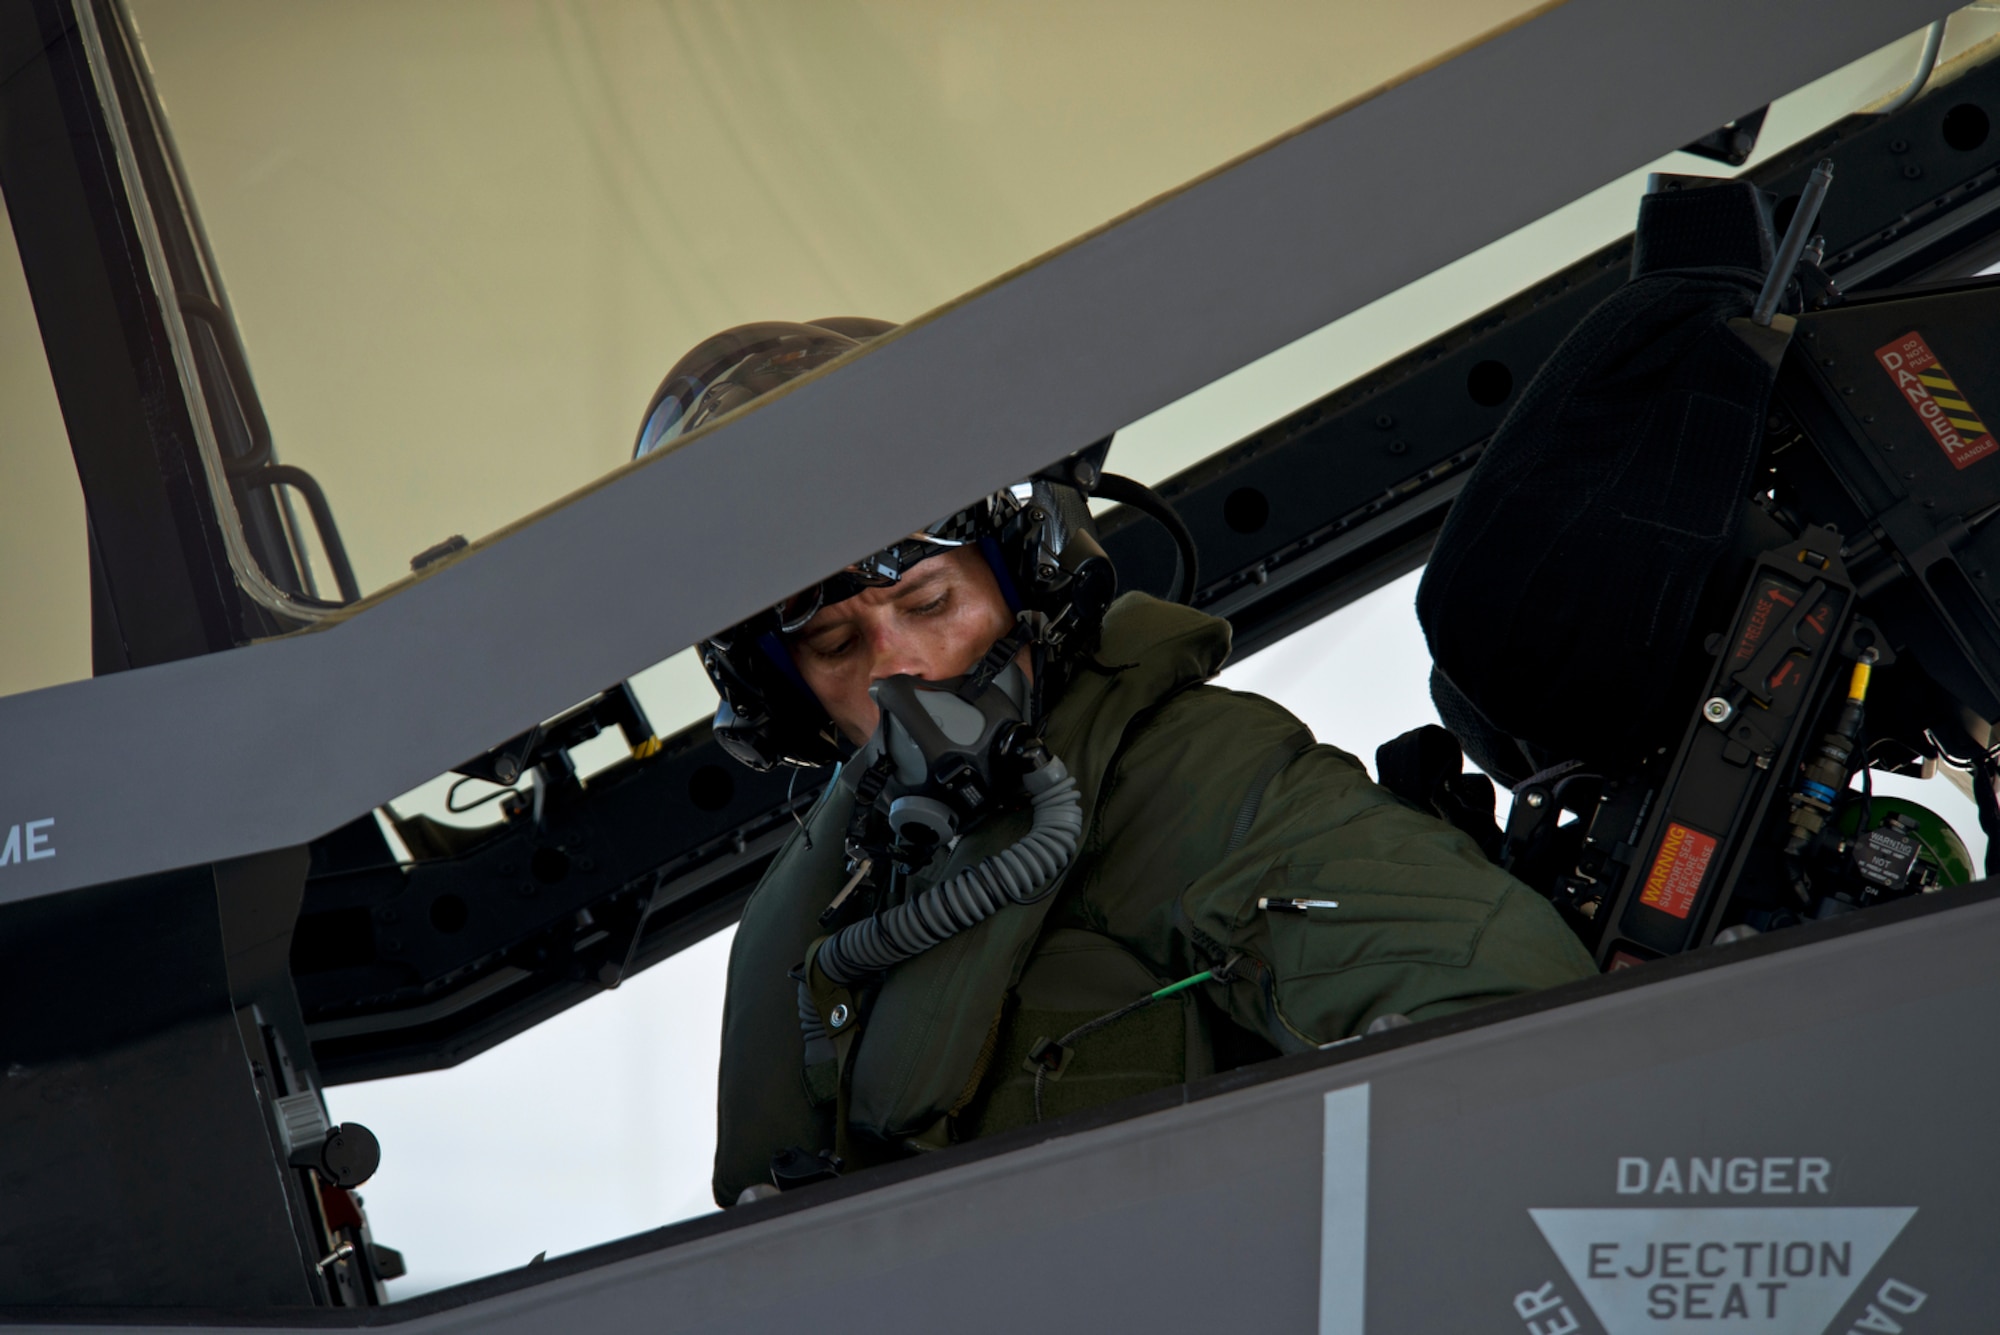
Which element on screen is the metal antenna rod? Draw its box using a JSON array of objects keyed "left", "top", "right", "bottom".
[{"left": 1753, "top": 159, "right": 1835, "bottom": 326}]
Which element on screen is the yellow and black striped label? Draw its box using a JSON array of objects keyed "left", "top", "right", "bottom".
[{"left": 1876, "top": 331, "right": 1998, "bottom": 470}]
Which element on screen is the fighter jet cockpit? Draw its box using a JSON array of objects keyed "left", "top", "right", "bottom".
[{"left": 8, "top": 1, "right": 2000, "bottom": 1328}]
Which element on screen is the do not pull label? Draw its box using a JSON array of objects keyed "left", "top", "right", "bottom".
[{"left": 1875, "top": 331, "right": 1997, "bottom": 471}]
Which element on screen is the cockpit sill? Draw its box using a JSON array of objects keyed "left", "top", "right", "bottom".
[{"left": 7, "top": 873, "right": 1986, "bottom": 1325}]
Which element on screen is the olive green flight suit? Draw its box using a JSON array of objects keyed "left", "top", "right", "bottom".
[{"left": 712, "top": 594, "right": 1595, "bottom": 1206}]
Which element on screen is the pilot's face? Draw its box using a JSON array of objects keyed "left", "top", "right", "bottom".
[{"left": 788, "top": 546, "right": 1017, "bottom": 745}]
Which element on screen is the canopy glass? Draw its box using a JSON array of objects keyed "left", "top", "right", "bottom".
[
  {"left": 120, "top": 0, "right": 1547, "bottom": 605},
  {"left": 3, "top": 5, "right": 1977, "bottom": 713}
]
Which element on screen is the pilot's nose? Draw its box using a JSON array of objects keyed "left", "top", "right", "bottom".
[{"left": 866, "top": 624, "right": 935, "bottom": 683}]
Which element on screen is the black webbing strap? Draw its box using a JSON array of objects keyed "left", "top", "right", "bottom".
[
  {"left": 1974, "top": 751, "right": 2000, "bottom": 879},
  {"left": 958, "top": 616, "right": 1038, "bottom": 700}
]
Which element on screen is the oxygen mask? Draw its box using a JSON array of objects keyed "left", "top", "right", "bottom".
[
  {"left": 852, "top": 659, "right": 1048, "bottom": 860},
  {"left": 810, "top": 656, "right": 1083, "bottom": 990}
]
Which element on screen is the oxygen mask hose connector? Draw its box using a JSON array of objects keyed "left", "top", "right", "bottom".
[
  {"left": 1784, "top": 654, "right": 1875, "bottom": 860},
  {"left": 796, "top": 655, "right": 1085, "bottom": 1061},
  {"left": 814, "top": 756, "right": 1083, "bottom": 986}
]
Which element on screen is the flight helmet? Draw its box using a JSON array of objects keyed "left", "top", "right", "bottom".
[{"left": 632, "top": 319, "right": 1118, "bottom": 771}]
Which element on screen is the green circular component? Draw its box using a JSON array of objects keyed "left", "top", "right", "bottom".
[{"left": 1836, "top": 794, "right": 1976, "bottom": 888}]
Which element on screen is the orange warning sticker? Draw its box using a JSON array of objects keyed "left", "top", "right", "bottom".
[
  {"left": 1731, "top": 578, "right": 1798, "bottom": 666},
  {"left": 1638, "top": 821, "right": 1717, "bottom": 920},
  {"left": 1876, "top": 331, "right": 1999, "bottom": 471}
]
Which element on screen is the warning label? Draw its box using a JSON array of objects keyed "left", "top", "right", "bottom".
[
  {"left": 1875, "top": 331, "right": 1998, "bottom": 471},
  {"left": 1639, "top": 822, "right": 1717, "bottom": 920},
  {"left": 1531, "top": 1205, "right": 1917, "bottom": 1334},
  {"left": 1732, "top": 579, "right": 1799, "bottom": 666}
]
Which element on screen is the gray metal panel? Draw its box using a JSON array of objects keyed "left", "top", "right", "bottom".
[
  {"left": 15, "top": 885, "right": 1997, "bottom": 1330},
  {"left": 0, "top": 0, "right": 1952, "bottom": 905},
  {"left": 0, "top": 864, "right": 320, "bottom": 1307}
]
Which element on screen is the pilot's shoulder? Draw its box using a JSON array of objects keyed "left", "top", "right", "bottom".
[
  {"left": 1139, "top": 681, "right": 1366, "bottom": 774},
  {"left": 1093, "top": 684, "right": 1379, "bottom": 846}
]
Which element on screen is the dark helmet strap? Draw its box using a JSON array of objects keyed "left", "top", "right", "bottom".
[
  {"left": 977, "top": 534, "right": 1024, "bottom": 613},
  {"left": 956, "top": 613, "right": 1042, "bottom": 704},
  {"left": 756, "top": 630, "right": 816, "bottom": 698}
]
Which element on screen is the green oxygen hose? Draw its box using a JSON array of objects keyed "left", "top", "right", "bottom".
[{"left": 1149, "top": 970, "right": 1213, "bottom": 1000}]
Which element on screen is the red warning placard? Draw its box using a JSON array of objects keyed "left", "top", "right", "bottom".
[
  {"left": 1876, "top": 331, "right": 1999, "bottom": 471},
  {"left": 1638, "top": 821, "right": 1717, "bottom": 920}
]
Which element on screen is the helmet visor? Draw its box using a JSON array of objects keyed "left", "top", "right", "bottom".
[{"left": 634, "top": 328, "right": 861, "bottom": 460}]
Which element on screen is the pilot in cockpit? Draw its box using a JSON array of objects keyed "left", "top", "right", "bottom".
[{"left": 631, "top": 319, "right": 1595, "bottom": 1207}]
